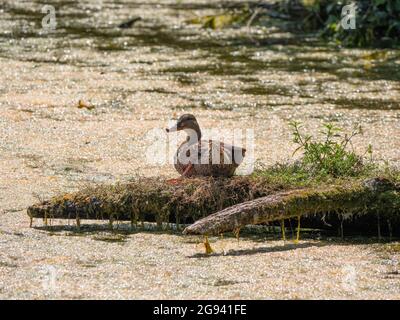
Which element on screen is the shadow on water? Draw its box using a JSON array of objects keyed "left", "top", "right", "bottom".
[
  {"left": 187, "top": 236, "right": 396, "bottom": 258},
  {"left": 188, "top": 241, "right": 327, "bottom": 258},
  {"left": 34, "top": 221, "right": 393, "bottom": 254},
  {"left": 33, "top": 221, "right": 308, "bottom": 237}
]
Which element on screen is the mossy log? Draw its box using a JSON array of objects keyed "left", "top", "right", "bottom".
[
  {"left": 27, "top": 177, "right": 400, "bottom": 235},
  {"left": 183, "top": 178, "right": 400, "bottom": 235},
  {"left": 27, "top": 176, "right": 276, "bottom": 226}
]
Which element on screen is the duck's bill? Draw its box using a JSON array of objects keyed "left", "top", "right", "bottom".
[{"left": 166, "top": 123, "right": 178, "bottom": 133}]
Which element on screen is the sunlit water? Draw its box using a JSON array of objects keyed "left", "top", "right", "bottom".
[{"left": 0, "top": 0, "right": 400, "bottom": 300}]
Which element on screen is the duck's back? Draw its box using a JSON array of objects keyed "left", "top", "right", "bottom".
[{"left": 174, "top": 140, "right": 246, "bottom": 177}]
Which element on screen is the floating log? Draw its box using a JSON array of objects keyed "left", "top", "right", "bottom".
[
  {"left": 183, "top": 178, "right": 400, "bottom": 235},
  {"left": 27, "top": 176, "right": 400, "bottom": 235}
]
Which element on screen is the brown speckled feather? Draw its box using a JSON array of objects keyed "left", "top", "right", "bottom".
[{"left": 174, "top": 140, "right": 246, "bottom": 177}]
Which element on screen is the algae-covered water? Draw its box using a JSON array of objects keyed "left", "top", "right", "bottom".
[
  {"left": 1, "top": 2, "right": 399, "bottom": 181},
  {"left": 0, "top": 0, "right": 399, "bottom": 299}
]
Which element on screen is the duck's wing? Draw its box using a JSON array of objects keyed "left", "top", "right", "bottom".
[
  {"left": 177, "top": 140, "right": 246, "bottom": 166},
  {"left": 176, "top": 142, "right": 207, "bottom": 165},
  {"left": 224, "top": 142, "right": 246, "bottom": 165},
  {"left": 215, "top": 141, "right": 246, "bottom": 165},
  {"left": 197, "top": 140, "right": 246, "bottom": 165}
]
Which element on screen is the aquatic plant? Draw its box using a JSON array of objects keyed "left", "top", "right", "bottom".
[{"left": 289, "top": 121, "right": 373, "bottom": 178}]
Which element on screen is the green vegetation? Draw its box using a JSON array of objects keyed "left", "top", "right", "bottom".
[
  {"left": 186, "top": 1, "right": 400, "bottom": 47},
  {"left": 281, "top": 0, "right": 400, "bottom": 47},
  {"left": 290, "top": 121, "right": 373, "bottom": 177},
  {"left": 253, "top": 122, "right": 380, "bottom": 188}
]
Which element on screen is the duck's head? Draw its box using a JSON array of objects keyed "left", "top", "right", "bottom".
[{"left": 166, "top": 114, "right": 200, "bottom": 133}]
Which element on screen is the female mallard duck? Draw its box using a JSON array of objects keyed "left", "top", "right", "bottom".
[{"left": 166, "top": 114, "right": 246, "bottom": 179}]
